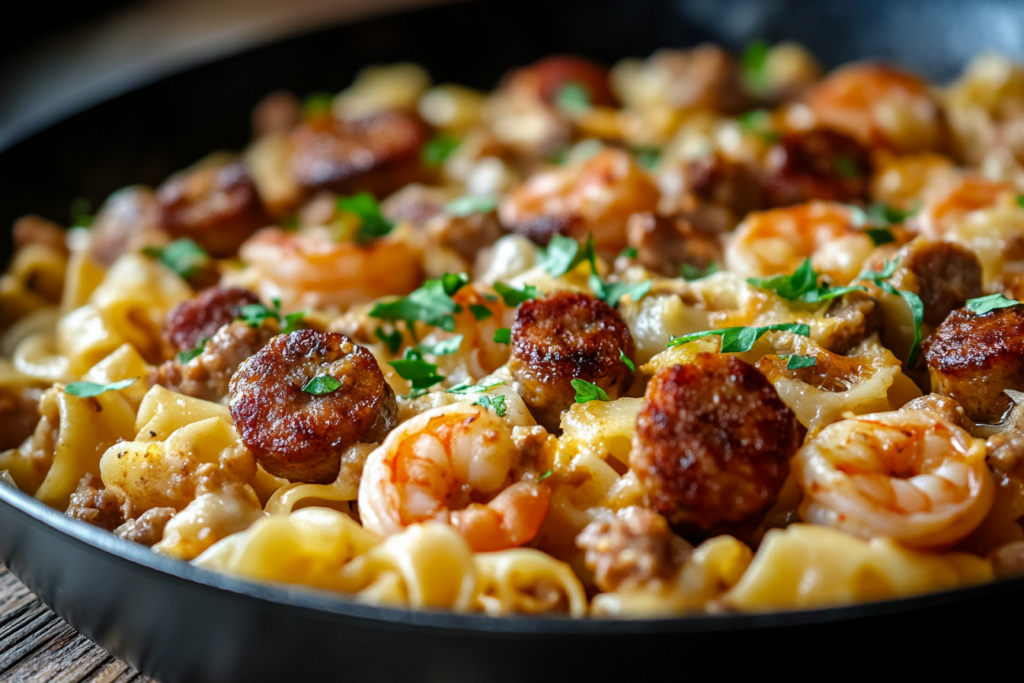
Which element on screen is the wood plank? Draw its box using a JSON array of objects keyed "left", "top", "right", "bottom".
[{"left": 0, "top": 565, "right": 155, "bottom": 683}]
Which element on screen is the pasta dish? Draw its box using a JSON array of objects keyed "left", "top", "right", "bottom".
[{"left": 4, "top": 43, "right": 1024, "bottom": 617}]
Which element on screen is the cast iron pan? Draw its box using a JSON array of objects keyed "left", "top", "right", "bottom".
[{"left": 2, "top": 1, "right": 1024, "bottom": 680}]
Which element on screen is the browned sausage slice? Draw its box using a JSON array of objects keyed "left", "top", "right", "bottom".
[
  {"left": 763, "top": 128, "right": 872, "bottom": 207},
  {"left": 163, "top": 286, "right": 260, "bottom": 355},
  {"left": 229, "top": 330, "right": 397, "bottom": 483},
  {"left": 509, "top": 291, "right": 635, "bottom": 432},
  {"left": 631, "top": 353, "right": 799, "bottom": 531}
]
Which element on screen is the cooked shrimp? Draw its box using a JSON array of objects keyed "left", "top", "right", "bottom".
[
  {"left": 230, "top": 330, "right": 398, "bottom": 484},
  {"left": 796, "top": 408, "right": 994, "bottom": 549},
  {"left": 238, "top": 224, "right": 423, "bottom": 310},
  {"left": 358, "top": 402, "right": 551, "bottom": 551},
  {"left": 915, "top": 174, "right": 1014, "bottom": 238},
  {"left": 498, "top": 148, "right": 660, "bottom": 258},
  {"left": 805, "top": 63, "right": 945, "bottom": 153},
  {"left": 725, "top": 201, "right": 875, "bottom": 284}
]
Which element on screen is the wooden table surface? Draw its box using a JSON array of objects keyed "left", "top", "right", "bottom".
[{"left": 0, "top": 564, "right": 155, "bottom": 683}]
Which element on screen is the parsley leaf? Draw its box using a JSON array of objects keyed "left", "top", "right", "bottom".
[
  {"left": 493, "top": 282, "right": 539, "bottom": 307},
  {"left": 785, "top": 354, "right": 817, "bottom": 370},
  {"left": 748, "top": 258, "right": 866, "bottom": 304},
  {"left": 537, "top": 470, "right": 553, "bottom": 482},
  {"left": 667, "top": 323, "right": 811, "bottom": 353},
  {"left": 475, "top": 394, "right": 508, "bottom": 417},
  {"left": 336, "top": 192, "right": 394, "bottom": 243},
  {"left": 540, "top": 233, "right": 596, "bottom": 277},
  {"left": 848, "top": 202, "right": 917, "bottom": 246},
  {"left": 742, "top": 40, "right": 770, "bottom": 93},
  {"left": 389, "top": 348, "right": 446, "bottom": 396},
  {"left": 572, "top": 379, "right": 609, "bottom": 403},
  {"left": 835, "top": 156, "right": 861, "bottom": 179},
  {"left": 556, "top": 82, "right": 591, "bottom": 115},
  {"left": 737, "top": 109, "right": 778, "bottom": 142},
  {"left": 64, "top": 378, "right": 137, "bottom": 398},
  {"left": 177, "top": 337, "right": 209, "bottom": 364},
  {"left": 681, "top": 262, "right": 720, "bottom": 281},
  {"left": 418, "top": 335, "right": 463, "bottom": 356},
  {"left": 142, "top": 238, "right": 210, "bottom": 279},
  {"left": 441, "top": 272, "right": 470, "bottom": 297},
  {"left": 966, "top": 293, "right": 1021, "bottom": 316},
  {"left": 303, "top": 92, "right": 334, "bottom": 119},
  {"left": 633, "top": 147, "right": 661, "bottom": 170},
  {"left": 856, "top": 259, "right": 923, "bottom": 365},
  {"left": 445, "top": 195, "right": 499, "bottom": 217},
  {"left": 302, "top": 375, "right": 341, "bottom": 395},
  {"left": 237, "top": 300, "right": 305, "bottom": 333},
  {"left": 619, "top": 348, "right": 635, "bottom": 372},
  {"left": 493, "top": 328, "right": 511, "bottom": 344},
  {"left": 422, "top": 133, "right": 460, "bottom": 167},
  {"left": 447, "top": 380, "right": 504, "bottom": 394},
  {"left": 375, "top": 326, "right": 403, "bottom": 354},
  {"left": 69, "top": 196, "right": 93, "bottom": 229},
  {"left": 1017, "top": 194, "right": 1024, "bottom": 209},
  {"left": 589, "top": 274, "right": 652, "bottom": 308},
  {"left": 619, "top": 246, "right": 639, "bottom": 260},
  {"left": 469, "top": 304, "right": 492, "bottom": 321},
  {"left": 370, "top": 277, "right": 465, "bottom": 333}
]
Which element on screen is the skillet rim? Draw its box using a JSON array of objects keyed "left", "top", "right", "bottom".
[{"left": 3, "top": 477, "right": 1023, "bottom": 633}]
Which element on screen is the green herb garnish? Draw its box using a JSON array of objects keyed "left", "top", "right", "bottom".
[
  {"left": 441, "top": 272, "right": 470, "bottom": 297},
  {"left": 177, "top": 338, "right": 209, "bottom": 364},
  {"left": 302, "top": 375, "right": 341, "bottom": 395},
  {"left": 336, "top": 192, "right": 394, "bottom": 243},
  {"left": 747, "top": 258, "right": 866, "bottom": 304},
  {"left": 303, "top": 92, "right": 334, "bottom": 119},
  {"left": 540, "top": 233, "right": 596, "bottom": 277},
  {"left": 785, "top": 354, "right": 817, "bottom": 370},
  {"left": 1016, "top": 194, "right": 1024, "bottom": 209},
  {"left": 475, "top": 394, "right": 508, "bottom": 417},
  {"left": 237, "top": 299, "right": 305, "bottom": 333},
  {"left": 370, "top": 276, "right": 467, "bottom": 333},
  {"left": 469, "top": 304, "right": 493, "bottom": 321},
  {"left": 835, "top": 156, "right": 861, "bottom": 179},
  {"left": 555, "top": 82, "right": 591, "bottom": 115},
  {"left": 572, "top": 379, "right": 609, "bottom": 403},
  {"left": 421, "top": 133, "right": 461, "bottom": 168},
  {"left": 375, "top": 326, "right": 403, "bottom": 354},
  {"left": 493, "top": 282, "right": 539, "bottom": 307},
  {"left": 737, "top": 109, "right": 779, "bottom": 142},
  {"left": 69, "top": 196, "right": 93, "bottom": 229},
  {"left": 64, "top": 378, "right": 137, "bottom": 398},
  {"left": 493, "top": 328, "right": 511, "bottom": 345},
  {"left": 619, "top": 246, "right": 639, "bottom": 260},
  {"left": 447, "top": 380, "right": 504, "bottom": 395},
  {"left": 445, "top": 195, "right": 499, "bottom": 217},
  {"left": 142, "top": 238, "right": 210, "bottom": 279},
  {"left": 589, "top": 274, "right": 652, "bottom": 308},
  {"left": 667, "top": 323, "right": 811, "bottom": 353},
  {"left": 619, "top": 348, "right": 635, "bottom": 372},
  {"left": 633, "top": 147, "right": 661, "bottom": 170},
  {"left": 856, "top": 259, "right": 924, "bottom": 365},
  {"left": 418, "top": 335, "right": 463, "bottom": 356},
  {"left": 390, "top": 348, "right": 446, "bottom": 397},
  {"left": 537, "top": 470, "right": 553, "bottom": 482},
  {"left": 965, "top": 293, "right": 1022, "bottom": 316},
  {"left": 681, "top": 262, "right": 720, "bottom": 281},
  {"left": 742, "top": 40, "right": 770, "bottom": 93}
]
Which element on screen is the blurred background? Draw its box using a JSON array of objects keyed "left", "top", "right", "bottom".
[{"left": 0, "top": 0, "right": 439, "bottom": 147}]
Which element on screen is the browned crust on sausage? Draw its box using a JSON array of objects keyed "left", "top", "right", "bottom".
[
  {"left": 925, "top": 304, "right": 1024, "bottom": 422},
  {"left": 899, "top": 239, "right": 983, "bottom": 325},
  {"left": 763, "top": 128, "right": 872, "bottom": 207},
  {"left": 163, "top": 287, "right": 260, "bottom": 355},
  {"left": 157, "top": 159, "right": 271, "bottom": 258},
  {"left": 631, "top": 353, "right": 799, "bottom": 530},
  {"left": 625, "top": 211, "right": 723, "bottom": 278},
  {"left": 685, "top": 152, "right": 766, "bottom": 217},
  {"left": 509, "top": 292, "right": 635, "bottom": 432},
  {"left": 289, "top": 111, "right": 427, "bottom": 195},
  {"left": 229, "top": 330, "right": 397, "bottom": 483}
]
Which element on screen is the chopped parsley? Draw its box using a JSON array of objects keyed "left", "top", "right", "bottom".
[
  {"left": 834, "top": 156, "right": 861, "bottom": 179},
  {"left": 493, "top": 328, "right": 511, "bottom": 344},
  {"left": 375, "top": 326, "right": 403, "bottom": 354},
  {"left": 537, "top": 470, "right": 553, "bottom": 482},
  {"left": 469, "top": 304, "right": 493, "bottom": 321},
  {"left": 421, "top": 133, "right": 460, "bottom": 167},
  {"left": 302, "top": 375, "right": 341, "bottom": 395},
  {"left": 336, "top": 192, "right": 394, "bottom": 243},
  {"left": 389, "top": 348, "right": 446, "bottom": 397},
  {"left": 447, "top": 379, "right": 504, "bottom": 394},
  {"left": 555, "top": 82, "right": 591, "bottom": 115},
  {"left": 737, "top": 109, "right": 779, "bottom": 143},
  {"left": 619, "top": 348, "right": 635, "bottom": 372},
  {"left": 370, "top": 276, "right": 468, "bottom": 334},
  {"left": 785, "top": 354, "right": 817, "bottom": 370},
  {"left": 418, "top": 335, "right": 463, "bottom": 356},
  {"left": 742, "top": 40, "right": 770, "bottom": 93},
  {"left": 177, "top": 338, "right": 209, "bottom": 364},
  {"left": 618, "top": 246, "right": 639, "bottom": 260},
  {"left": 572, "top": 378, "right": 609, "bottom": 403},
  {"left": 747, "top": 258, "right": 866, "bottom": 304},
  {"left": 966, "top": 293, "right": 1021, "bottom": 316},
  {"left": 493, "top": 282, "right": 539, "bottom": 307},
  {"left": 237, "top": 299, "right": 305, "bottom": 333},
  {"left": 667, "top": 323, "right": 811, "bottom": 353},
  {"left": 681, "top": 262, "right": 720, "bottom": 281},
  {"left": 445, "top": 195, "right": 499, "bottom": 217},
  {"left": 142, "top": 238, "right": 210, "bottom": 280},
  {"left": 848, "top": 202, "right": 918, "bottom": 246},
  {"left": 475, "top": 394, "right": 507, "bottom": 417},
  {"left": 540, "top": 233, "right": 596, "bottom": 277},
  {"left": 589, "top": 274, "right": 652, "bottom": 308},
  {"left": 64, "top": 378, "right": 137, "bottom": 398},
  {"left": 1017, "top": 194, "right": 1024, "bottom": 209},
  {"left": 303, "top": 92, "right": 334, "bottom": 119},
  {"left": 857, "top": 259, "right": 924, "bottom": 365},
  {"left": 69, "top": 197, "right": 93, "bottom": 229},
  {"left": 633, "top": 147, "right": 661, "bottom": 170}
]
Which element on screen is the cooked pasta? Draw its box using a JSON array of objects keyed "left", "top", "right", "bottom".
[{"left": 4, "top": 45, "right": 1024, "bottom": 618}]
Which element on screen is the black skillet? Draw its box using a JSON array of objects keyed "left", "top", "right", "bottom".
[{"left": 2, "top": 0, "right": 1024, "bottom": 680}]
